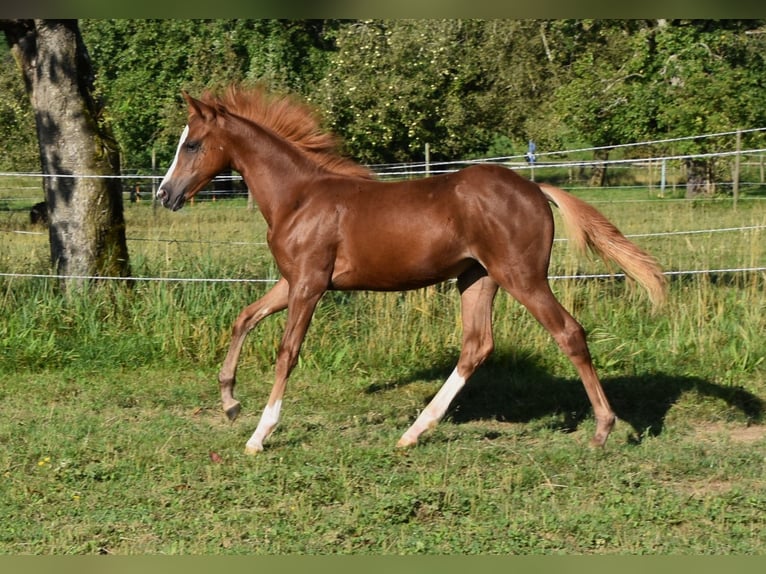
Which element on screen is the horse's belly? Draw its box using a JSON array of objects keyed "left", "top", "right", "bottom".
[{"left": 330, "top": 249, "right": 474, "bottom": 291}]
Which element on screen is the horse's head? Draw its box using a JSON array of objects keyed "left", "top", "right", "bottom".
[{"left": 156, "top": 93, "right": 232, "bottom": 211}]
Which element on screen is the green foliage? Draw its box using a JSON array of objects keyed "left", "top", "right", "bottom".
[
  {"left": 80, "top": 19, "right": 340, "bottom": 169},
  {"left": 2, "top": 19, "right": 766, "bottom": 171},
  {"left": 0, "top": 52, "right": 38, "bottom": 171},
  {"left": 547, "top": 20, "right": 766, "bottom": 155},
  {"left": 315, "top": 20, "right": 554, "bottom": 163},
  {"left": 546, "top": 20, "right": 660, "bottom": 149}
]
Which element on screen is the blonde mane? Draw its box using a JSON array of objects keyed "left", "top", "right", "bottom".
[{"left": 200, "top": 85, "right": 374, "bottom": 180}]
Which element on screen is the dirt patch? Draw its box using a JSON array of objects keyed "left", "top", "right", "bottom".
[
  {"left": 683, "top": 479, "right": 739, "bottom": 497},
  {"left": 727, "top": 425, "right": 766, "bottom": 444},
  {"left": 694, "top": 422, "right": 766, "bottom": 444},
  {"left": 670, "top": 423, "right": 766, "bottom": 498}
]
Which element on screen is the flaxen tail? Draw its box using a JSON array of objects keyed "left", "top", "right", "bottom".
[{"left": 538, "top": 183, "right": 667, "bottom": 308}]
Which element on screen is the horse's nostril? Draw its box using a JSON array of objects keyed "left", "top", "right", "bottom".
[{"left": 156, "top": 188, "right": 167, "bottom": 201}]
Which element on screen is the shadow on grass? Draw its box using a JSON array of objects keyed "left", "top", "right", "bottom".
[{"left": 367, "top": 353, "right": 764, "bottom": 442}]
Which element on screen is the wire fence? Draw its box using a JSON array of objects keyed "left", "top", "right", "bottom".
[
  {"left": 1, "top": 267, "right": 765, "bottom": 285},
  {"left": 1, "top": 223, "right": 763, "bottom": 285},
  {"left": 1, "top": 129, "right": 764, "bottom": 285},
  {"left": 1, "top": 127, "right": 765, "bottom": 205}
]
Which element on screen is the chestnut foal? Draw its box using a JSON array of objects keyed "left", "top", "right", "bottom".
[{"left": 157, "top": 86, "right": 666, "bottom": 453}]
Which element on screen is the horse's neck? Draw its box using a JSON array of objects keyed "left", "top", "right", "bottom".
[{"left": 229, "top": 120, "right": 316, "bottom": 227}]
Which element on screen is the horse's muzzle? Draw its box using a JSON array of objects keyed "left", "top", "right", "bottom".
[{"left": 156, "top": 187, "right": 186, "bottom": 211}]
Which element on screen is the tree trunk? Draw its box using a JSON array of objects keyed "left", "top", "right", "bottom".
[
  {"left": 590, "top": 148, "right": 609, "bottom": 187},
  {"left": 684, "top": 158, "right": 715, "bottom": 198},
  {"left": 2, "top": 19, "right": 129, "bottom": 287}
]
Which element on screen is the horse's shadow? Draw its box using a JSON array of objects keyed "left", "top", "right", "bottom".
[{"left": 366, "top": 354, "right": 764, "bottom": 441}]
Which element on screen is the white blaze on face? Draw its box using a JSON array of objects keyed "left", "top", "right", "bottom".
[{"left": 156, "top": 125, "right": 189, "bottom": 198}]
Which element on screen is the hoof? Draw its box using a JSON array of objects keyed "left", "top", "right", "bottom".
[
  {"left": 224, "top": 401, "right": 241, "bottom": 422},
  {"left": 590, "top": 416, "right": 615, "bottom": 448},
  {"left": 396, "top": 435, "right": 417, "bottom": 449},
  {"left": 244, "top": 443, "right": 263, "bottom": 456},
  {"left": 588, "top": 431, "right": 610, "bottom": 448}
]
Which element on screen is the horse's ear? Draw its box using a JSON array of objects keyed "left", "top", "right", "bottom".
[
  {"left": 182, "top": 91, "right": 217, "bottom": 122},
  {"left": 215, "top": 102, "right": 229, "bottom": 117}
]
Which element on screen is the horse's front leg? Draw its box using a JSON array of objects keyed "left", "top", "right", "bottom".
[
  {"left": 218, "top": 277, "right": 289, "bottom": 421},
  {"left": 245, "top": 282, "right": 325, "bottom": 454}
]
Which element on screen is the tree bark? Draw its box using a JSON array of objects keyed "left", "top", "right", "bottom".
[
  {"left": 1, "top": 19, "right": 129, "bottom": 287},
  {"left": 684, "top": 158, "right": 715, "bottom": 198},
  {"left": 589, "top": 148, "right": 609, "bottom": 187}
]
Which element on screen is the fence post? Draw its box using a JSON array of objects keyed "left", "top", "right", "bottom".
[
  {"left": 425, "top": 143, "right": 430, "bottom": 178},
  {"left": 733, "top": 129, "right": 741, "bottom": 208},
  {"left": 660, "top": 158, "right": 666, "bottom": 197},
  {"left": 151, "top": 146, "right": 157, "bottom": 212}
]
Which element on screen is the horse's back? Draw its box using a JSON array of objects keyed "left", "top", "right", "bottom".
[{"left": 324, "top": 164, "right": 553, "bottom": 291}]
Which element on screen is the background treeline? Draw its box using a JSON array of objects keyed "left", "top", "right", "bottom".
[{"left": 1, "top": 19, "right": 765, "bottom": 172}]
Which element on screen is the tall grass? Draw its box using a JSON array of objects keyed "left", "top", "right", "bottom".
[
  {"left": 1, "top": 194, "right": 764, "bottom": 397},
  {"left": 3, "top": 194, "right": 762, "bottom": 381}
]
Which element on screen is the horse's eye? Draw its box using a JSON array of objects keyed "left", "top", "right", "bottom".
[{"left": 185, "top": 141, "right": 201, "bottom": 153}]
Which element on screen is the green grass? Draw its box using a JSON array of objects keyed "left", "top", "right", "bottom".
[{"left": 0, "top": 190, "right": 764, "bottom": 554}]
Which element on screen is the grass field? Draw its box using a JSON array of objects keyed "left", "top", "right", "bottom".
[{"left": 0, "top": 183, "right": 764, "bottom": 554}]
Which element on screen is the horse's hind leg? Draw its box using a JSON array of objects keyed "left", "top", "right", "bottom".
[
  {"left": 218, "top": 277, "right": 289, "bottom": 421},
  {"left": 397, "top": 267, "right": 498, "bottom": 447},
  {"left": 503, "top": 280, "right": 616, "bottom": 447}
]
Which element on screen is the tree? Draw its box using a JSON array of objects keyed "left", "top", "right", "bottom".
[
  {"left": 80, "top": 19, "right": 342, "bottom": 170},
  {"left": 1, "top": 19, "right": 130, "bottom": 285},
  {"left": 650, "top": 20, "right": 766, "bottom": 197},
  {"left": 3, "top": 19, "right": 764, "bottom": 186},
  {"left": 546, "top": 20, "right": 660, "bottom": 186},
  {"left": 316, "top": 20, "right": 558, "bottom": 165},
  {"left": 546, "top": 19, "right": 766, "bottom": 193},
  {"left": 0, "top": 50, "right": 37, "bottom": 170}
]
